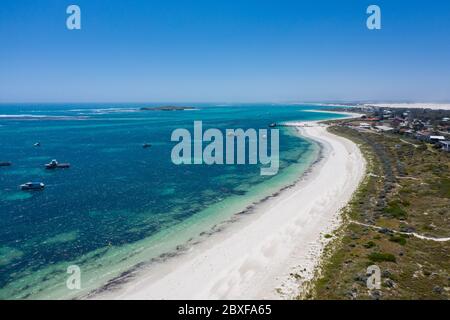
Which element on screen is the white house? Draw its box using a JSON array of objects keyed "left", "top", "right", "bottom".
[
  {"left": 375, "top": 125, "right": 394, "bottom": 132},
  {"left": 440, "top": 141, "right": 450, "bottom": 152},
  {"left": 430, "top": 135, "right": 446, "bottom": 143}
]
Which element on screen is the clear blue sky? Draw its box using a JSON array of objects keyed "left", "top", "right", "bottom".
[{"left": 1, "top": 0, "right": 450, "bottom": 103}]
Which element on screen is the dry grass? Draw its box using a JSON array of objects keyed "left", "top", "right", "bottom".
[{"left": 307, "top": 124, "right": 450, "bottom": 300}]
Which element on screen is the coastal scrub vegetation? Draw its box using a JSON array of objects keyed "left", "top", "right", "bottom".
[{"left": 305, "top": 122, "right": 449, "bottom": 300}]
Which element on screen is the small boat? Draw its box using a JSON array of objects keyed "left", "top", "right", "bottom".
[
  {"left": 142, "top": 143, "right": 152, "bottom": 149},
  {"left": 0, "top": 162, "right": 12, "bottom": 167},
  {"left": 45, "top": 159, "right": 70, "bottom": 169},
  {"left": 34, "top": 142, "right": 41, "bottom": 147},
  {"left": 269, "top": 123, "right": 277, "bottom": 128},
  {"left": 20, "top": 182, "right": 45, "bottom": 191}
]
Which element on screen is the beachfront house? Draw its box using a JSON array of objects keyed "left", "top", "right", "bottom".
[
  {"left": 359, "top": 122, "right": 371, "bottom": 129},
  {"left": 403, "top": 129, "right": 414, "bottom": 136},
  {"left": 415, "top": 131, "right": 431, "bottom": 141},
  {"left": 375, "top": 125, "right": 394, "bottom": 132},
  {"left": 429, "top": 135, "right": 446, "bottom": 144},
  {"left": 440, "top": 141, "right": 450, "bottom": 152}
]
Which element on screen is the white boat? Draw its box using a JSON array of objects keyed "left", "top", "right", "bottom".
[
  {"left": 45, "top": 159, "right": 70, "bottom": 169},
  {"left": 20, "top": 182, "right": 45, "bottom": 191}
]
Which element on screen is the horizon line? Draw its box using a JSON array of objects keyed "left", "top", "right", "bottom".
[{"left": 1, "top": 100, "right": 450, "bottom": 105}]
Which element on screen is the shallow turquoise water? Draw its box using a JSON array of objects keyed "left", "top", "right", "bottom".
[{"left": 0, "top": 103, "right": 345, "bottom": 299}]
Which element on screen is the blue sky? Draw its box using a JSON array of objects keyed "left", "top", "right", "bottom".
[{"left": 1, "top": 0, "right": 450, "bottom": 103}]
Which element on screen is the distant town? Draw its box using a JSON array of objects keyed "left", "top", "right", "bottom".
[{"left": 327, "top": 106, "right": 450, "bottom": 152}]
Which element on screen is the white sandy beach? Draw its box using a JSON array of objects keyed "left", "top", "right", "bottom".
[{"left": 94, "top": 120, "right": 366, "bottom": 300}]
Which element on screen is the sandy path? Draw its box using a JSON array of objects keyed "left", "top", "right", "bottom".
[{"left": 350, "top": 220, "right": 450, "bottom": 242}]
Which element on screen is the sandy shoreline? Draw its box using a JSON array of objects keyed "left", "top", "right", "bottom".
[{"left": 93, "top": 119, "right": 366, "bottom": 300}]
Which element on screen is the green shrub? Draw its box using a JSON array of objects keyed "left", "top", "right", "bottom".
[
  {"left": 401, "top": 199, "right": 411, "bottom": 207},
  {"left": 384, "top": 201, "right": 407, "bottom": 219},
  {"left": 389, "top": 235, "right": 407, "bottom": 245},
  {"left": 364, "top": 241, "right": 376, "bottom": 249},
  {"left": 368, "top": 252, "right": 397, "bottom": 263},
  {"left": 436, "top": 178, "right": 450, "bottom": 198},
  {"left": 417, "top": 144, "right": 427, "bottom": 151}
]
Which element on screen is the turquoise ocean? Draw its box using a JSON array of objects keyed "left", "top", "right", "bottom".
[{"left": 0, "top": 103, "right": 346, "bottom": 299}]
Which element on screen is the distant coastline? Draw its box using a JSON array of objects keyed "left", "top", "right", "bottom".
[
  {"left": 140, "top": 106, "right": 197, "bottom": 111},
  {"left": 363, "top": 103, "right": 450, "bottom": 111},
  {"left": 301, "top": 102, "right": 450, "bottom": 111}
]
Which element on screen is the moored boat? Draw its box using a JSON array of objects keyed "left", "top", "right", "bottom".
[
  {"left": 20, "top": 182, "right": 45, "bottom": 191},
  {"left": 45, "top": 159, "right": 70, "bottom": 169},
  {"left": 0, "top": 161, "right": 12, "bottom": 167}
]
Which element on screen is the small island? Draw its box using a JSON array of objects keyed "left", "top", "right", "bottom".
[{"left": 140, "top": 106, "right": 197, "bottom": 111}]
